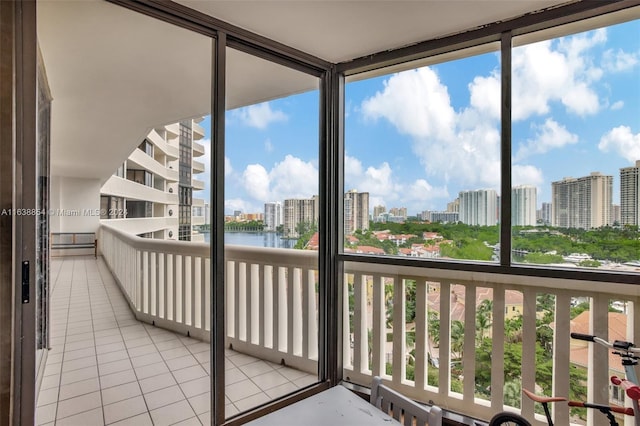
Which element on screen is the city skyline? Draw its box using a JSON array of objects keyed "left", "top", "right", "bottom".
[{"left": 193, "top": 20, "right": 638, "bottom": 217}]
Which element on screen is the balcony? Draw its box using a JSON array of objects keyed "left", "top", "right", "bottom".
[
  {"left": 192, "top": 141, "right": 205, "bottom": 157},
  {"left": 192, "top": 178, "right": 205, "bottom": 191},
  {"left": 89, "top": 224, "right": 640, "bottom": 425},
  {"left": 36, "top": 248, "right": 316, "bottom": 424}
]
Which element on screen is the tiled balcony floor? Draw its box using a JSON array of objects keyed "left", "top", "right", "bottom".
[{"left": 36, "top": 256, "right": 316, "bottom": 425}]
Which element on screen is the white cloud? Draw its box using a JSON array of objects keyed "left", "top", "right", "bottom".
[
  {"left": 233, "top": 102, "right": 287, "bottom": 129},
  {"left": 512, "top": 28, "right": 607, "bottom": 120},
  {"left": 603, "top": 48, "right": 639, "bottom": 72},
  {"left": 345, "top": 154, "right": 448, "bottom": 212},
  {"left": 514, "top": 118, "right": 579, "bottom": 161},
  {"left": 361, "top": 68, "right": 455, "bottom": 141},
  {"left": 469, "top": 71, "right": 501, "bottom": 120},
  {"left": 360, "top": 67, "right": 502, "bottom": 190},
  {"left": 225, "top": 198, "right": 256, "bottom": 215},
  {"left": 264, "top": 138, "right": 274, "bottom": 153},
  {"left": 239, "top": 155, "right": 318, "bottom": 204},
  {"left": 225, "top": 156, "right": 233, "bottom": 177},
  {"left": 242, "top": 164, "right": 270, "bottom": 201},
  {"left": 598, "top": 126, "right": 640, "bottom": 163},
  {"left": 610, "top": 100, "right": 624, "bottom": 110},
  {"left": 269, "top": 155, "right": 319, "bottom": 200},
  {"left": 512, "top": 164, "right": 544, "bottom": 188}
]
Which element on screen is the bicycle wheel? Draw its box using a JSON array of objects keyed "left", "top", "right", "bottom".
[{"left": 488, "top": 412, "right": 532, "bottom": 426}]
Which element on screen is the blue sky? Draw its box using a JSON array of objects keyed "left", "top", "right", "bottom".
[{"left": 197, "top": 20, "right": 639, "bottom": 216}]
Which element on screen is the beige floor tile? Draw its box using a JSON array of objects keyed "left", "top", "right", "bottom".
[
  {"left": 58, "top": 377, "right": 100, "bottom": 401},
  {"left": 173, "top": 365, "right": 207, "bottom": 384},
  {"left": 188, "top": 392, "right": 210, "bottom": 415},
  {"left": 139, "top": 372, "right": 177, "bottom": 394},
  {"left": 135, "top": 361, "right": 170, "bottom": 380},
  {"left": 101, "top": 381, "right": 142, "bottom": 406},
  {"left": 225, "top": 379, "right": 261, "bottom": 402},
  {"left": 56, "top": 391, "right": 101, "bottom": 419},
  {"left": 150, "top": 399, "right": 196, "bottom": 426},
  {"left": 251, "top": 370, "right": 290, "bottom": 391},
  {"left": 100, "top": 369, "right": 137, "bottom": 389},
  {"left": 35, "top": 403, "right": 57, "bottom": 425},
  {"left": 99, "top": 358, "right": 133, "bottom": 376},
  {"left": 179, "top": 376, "right": 210, "bottom": 398},
  {"left": 60, "top": 365, "right": 98, "bottom": 386},
  {"left": 56, "top": 407, "right": 103, "bottom": 426},
  {"left": 103, "top": 395, "right": 148, "bottom": 424},
  {"left": 234, "top": 392, "right": 271, "bottom": 412},
  {"left": 109, "top": 412, "right": 153, "bottom": 426},
  {"left": 143, "top": 384, "right": 185, "bottom": 411},
  {"left": 166, "top": 354, "right": 198, "bottom": 371}
]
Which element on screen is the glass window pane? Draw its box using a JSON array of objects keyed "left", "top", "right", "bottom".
[
  {"left": 224, "top": 46, "right": 321, "bottom": 416},
  {"left": 511, "top": 19, "right": 640, "bottom": 272},
  {"left": 345, "top": 45, "right": 501, "bottom": 263}
]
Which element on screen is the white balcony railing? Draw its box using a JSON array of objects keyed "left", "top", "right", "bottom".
[
  {"left": 99, "top": 224, "right": 319, "bottom": 373},
  {"left": 98, "top": 223, "right": 639, "bottom": 425}
]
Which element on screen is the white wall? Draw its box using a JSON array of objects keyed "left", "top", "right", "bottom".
[{"left": 50, "top": 176, "right": 101, "bottom": 233}]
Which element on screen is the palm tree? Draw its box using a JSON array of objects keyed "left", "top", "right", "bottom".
[
  {"left": 428, "top": 311, "right": 440, "bottom": 348},
  {"left": 451, "top": 320, "right": 465, "bottom": 359}
]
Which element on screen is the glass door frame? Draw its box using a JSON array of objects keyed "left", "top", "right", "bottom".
[
  {"left": 107, "top": 1, "right": 338, "bottom": 424},
  {"left": 3, "top": 0, "right": 41, "bottom": 424}
]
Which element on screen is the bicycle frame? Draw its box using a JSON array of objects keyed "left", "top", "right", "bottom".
[{"left": 571, "top": 334, "right": 640, "bottom": 426}]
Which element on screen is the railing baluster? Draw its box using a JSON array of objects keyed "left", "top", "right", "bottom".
[
  {"left": 264, "top": 265, "right": 274, "bottom": 348},
  {"left": 308, "top": 268, "right": 318, "bottom": 360},
  {"left": 136, "top": 249, "right": 142, "bottom": 312},
  {"left": 438, "top": 281, "right": 451, "bottom": 396},
  {"left": 520, "top": 287, "right": 537, "bottom": 420},
  {"left": 372, "top": 274, "right": 385, "bottom": 378},
  {"left": 190, "top": 255, "right": 196, "bottom": 327},
  {"left": 462, "top": 285, "right": 475, "bottom": 401},
  {"left": 200, "top": 256, "right": 206, "bottom": 330},
  {"left": 553, "top": 292, "right": 570, "bottom": 424},
  {"left": 392, "top": 276, "right": 404, "bottom": 384},
  {"left": 287, "top": 266, "right": 295, "bottom": 357},
  {"left": 239, "top": 261, "right": 247, "bottom": 341},
  {"left": 490, "top": 285, "right": 505, "bottom": 411},
  {"left": 589, "top": 294, "right": 610, "bottom": 424},
  {"left": 301, "top": 267, "right": 310, "bottom": 360},
  {"left": 353, "top": 272, "right": 365, "bottom": 374},
  {"left": 172, "top": 253, "right": 177, "bottom": 322},
  {"left": 204, "top": 258, "right": 210, "bottom": 332},
  {"left": 249, "top": 263, "right": 259, "bottom": 345},
  {"left": 414, "top": 278, "right": 427, "bottom": 390},
  {"left": 343, "top": 275, "right": 352, "bottom": 368}
]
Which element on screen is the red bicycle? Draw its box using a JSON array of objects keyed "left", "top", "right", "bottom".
[{"left": 489, "top": 332, "right": 640, "bottom": 426}]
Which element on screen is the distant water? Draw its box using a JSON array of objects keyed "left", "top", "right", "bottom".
[{"left": 203, "top": 231, "right": 297, "bottom": 249}]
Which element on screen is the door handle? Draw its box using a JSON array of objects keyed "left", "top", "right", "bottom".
[{"left": 22, "top": 261, "right": 29, "bottom": 304}]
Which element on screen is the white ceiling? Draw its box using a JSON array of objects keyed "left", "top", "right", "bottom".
[
  {"left": 177, "top": 0, "right": 569, "bottom": 63},
  {"left": 38, "top": 0, "right": 572, "bottom": 180}
]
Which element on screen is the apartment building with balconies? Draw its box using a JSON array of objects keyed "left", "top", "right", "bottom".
[{"left": 100, "top": 120, "right": 207, "bottom": 241}]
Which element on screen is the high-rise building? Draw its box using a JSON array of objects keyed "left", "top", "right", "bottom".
[
  {"left": 283, "top": 196, "right": 319, "bottom": 238},
  {"left": 612, "top": 204, "right": 621, "bottom": 225},
  {"left": 551, "top": 172, "right": 612, "bottom": 229},
  {"left": 344, "top": 190, "right": 370, "bottom": 234},
  {"left": 447, "top": 198, "right": 460, "bottom": 213},
  {"left": 540, "top": 202, "right": 552, "bottom": 225},
  {"left": 389, "top": 207, "right": 407, "bottom": 219},
  {"left": 426, "top": 211, "right": 459, "bottom": 223},
  {"left": 204, "top": 203, "right": 210, "bottom": 226},
  {"left": 100, "top": 118, "right": 206, "bottom": 241},
  {"left": 264, "top": 201, "right": 283, "bottom": 232},
  {"left": 373, "top": 205, "right": 386, "bottom": 219},
  {"left": 620, "top": 160, "right": 640, "bottom": 227},
  {"left": 459, "top": 189, "right": 498, "bottom": 226},
  {"left": 512, "top": 185, "right": 537, "bottom": 226}
]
